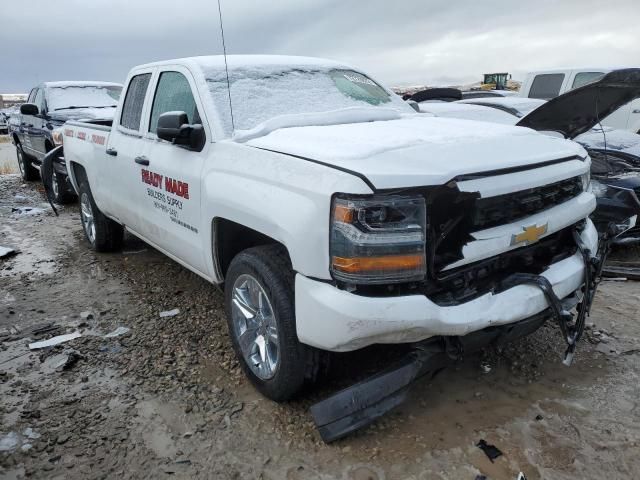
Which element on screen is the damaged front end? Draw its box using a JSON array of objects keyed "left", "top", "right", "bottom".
[
  {"left": 312, "top": 162, "right": 620, "bottom": 443},
  {"left": 312, "top": 218, "right": 612, "bottom": 442}
]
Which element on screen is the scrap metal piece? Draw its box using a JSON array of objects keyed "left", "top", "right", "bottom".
[
  {"left": 28, "top": 331, "right": 81, "bottom": 350},
  {"left": 311, "top": 345, "right": 450, "bottom": 443},
  {"left": 476, "top": 439, "right": 503, "bottom": 463}
]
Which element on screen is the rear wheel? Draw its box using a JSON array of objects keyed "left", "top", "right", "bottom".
[
  {"left": 224, "top": 245, "right": 320, "bottom": 401},
  {"left": 16, "top": 144, "right": 39, "bottom": 181},
  {"left": 51, "top": 170, "right": 76, "bottom": 204},
  {"left": 78, "top": 180, "right": 123, "bottom": 252}
]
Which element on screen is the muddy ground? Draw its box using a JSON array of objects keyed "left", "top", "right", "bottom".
[{"left": 0, "top": 168, "right": 639, "bottom": 480}]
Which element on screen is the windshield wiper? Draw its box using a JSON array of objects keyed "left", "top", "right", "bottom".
[{"left": 54, "top": 105, "right": 117, "bottom": 111}]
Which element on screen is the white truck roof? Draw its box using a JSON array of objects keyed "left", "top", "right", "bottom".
[{"left": 42, "top": 81, "right": 123, "bottom": 88}]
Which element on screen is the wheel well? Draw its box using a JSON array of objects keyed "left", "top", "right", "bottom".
[
  {"left": 70, "top": 162, "right": 88, "bottom": 186},
  {"left": 11, "top": 133, "right": 20, "bottom": 145},
  {"left": 45, "top": 140, "right": 53, "bottom": 152},
  {"left": 213, "top": 218, "right": 288, "bottom": 279}
]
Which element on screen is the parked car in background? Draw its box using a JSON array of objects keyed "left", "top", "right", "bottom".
[
  {"left": 0, "top": 111, "right": 8, "bottom": 134},
  {"left": 418, "top": 70, "right": 640, "bottom": 243},
  {"left": 10, "top": 81, "right": 122, "bottom": 202},
  {"left": 520, "top": 68, "right": 640, "bottom": 134}
]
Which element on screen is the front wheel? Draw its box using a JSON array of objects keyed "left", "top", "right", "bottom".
[
  {"left": 78, "top": 180, "right": 124, "bottom": 252},
  {"left": 16, "top": 144, "right": 39, "bottom": 181},
  {"left": 224, "top": 245, "right": 320, "bottom": 401}
]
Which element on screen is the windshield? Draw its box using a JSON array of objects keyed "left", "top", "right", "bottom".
[
  {"left": 205, "top": 66, "right": 412, "bottom": 136},
  {"left": 48, "top": 85, "right": 122, "bottom": 111}
]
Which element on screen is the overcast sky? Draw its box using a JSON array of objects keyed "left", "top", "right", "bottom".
[{"left": 1, "top": 0, "right": 638, "bottom": 92}]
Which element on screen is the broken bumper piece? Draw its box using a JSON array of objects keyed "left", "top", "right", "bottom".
[{"left": 296, "top": 219, "right": 598, "bottom": 352}]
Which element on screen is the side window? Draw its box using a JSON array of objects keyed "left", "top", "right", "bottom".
[
  {"left": 571, "top": 72, "right": 605, "bottom": 90},
  {"left": 120, "top": 74, "right": 151, "bottom": 131},
  {"left": 33, "top": 89, "right": 45, "bottom": 113},
  {"left": 149, "top": 71, "right": 200, "bottom": 134},
  {"left": 528, "top": 74, "right": 565, "bottom": 100}
]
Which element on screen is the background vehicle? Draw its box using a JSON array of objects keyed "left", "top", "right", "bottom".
[
  {"left": 479, "top": 72, "right": 515, "bottom": 91},
  {"left": 11, "top": 81, "right": 122, "bottom": 203},
  {"left": 62, "top": 56, "right": 599, "bottom": 418},
  {"left": 417, "top": 71, "right": 640, "bottom": 244},
  {"left": 0, "top": 111, "right": 8, "bottom": 134},
  {"left": 520, "top": 68, "right": 640, "bottom": 133}
]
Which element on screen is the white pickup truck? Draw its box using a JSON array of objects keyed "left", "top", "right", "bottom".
[
  {"left": 520, "top": 68, "right": 640, "bottom": 134},
  {"left": 61, "top": 55, "right": 599, "bottom": 404}
]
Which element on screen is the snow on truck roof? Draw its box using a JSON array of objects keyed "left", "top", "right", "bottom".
[
  {"left": 135, "top": 55, "right": 351, "bottom": 72},
  {"left": 43, "top": 81, "right": 122, "bottom": 88}
]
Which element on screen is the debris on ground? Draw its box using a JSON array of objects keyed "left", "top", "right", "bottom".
[
  {"left": 80, "top": 311, "right": 94, "bottom": 320},
  {"left": 104, "top": 326, "right": 130, "bottom": 338},
  {"left": 159, "top": 308, "right": 180, "bottom": 318},
  {"left": 42, "top": 349, "right": 82, "bottom": 371},
  {"left": 0, "top": 246, "right": 17, "bottom": 259},
  {"left": 476, "top": 439, "right": 503, "bottom": 463},
  {"left": 28, "top": 331, "right": 81, "bottom": 350},
  {"left": 0, "top": 431, "right": 19, "bottom": 452},
  {"left": 11, "top": 206, "right": 46, "bottom": 216}
]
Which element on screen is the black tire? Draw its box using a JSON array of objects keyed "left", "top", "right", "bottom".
[
  {"left": 77, "top": 180, "right": 124, "bottom": 252},
  {"left": 16, "top": 144, "right": 39, "bottom": 181},
  {"left": 224, "top": 245, "right": 320, "bottom": 401},
  {"left": 51, "top": 170, "right": 76, "bottom": 204}
]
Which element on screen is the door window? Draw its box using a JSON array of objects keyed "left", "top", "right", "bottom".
[
  {"left": 528, "top": 74, "right": 565, "bottom": 99},
  {"left": 27, "top": 88, "right": 37, "bottom": 103},
  {"left": 149, "top": 71, "right": 200, "bottom": 134},
  {"left": 120, "top": 74, "right": 151, "bottom": 131},
  {"left": 571, "top": 72, "right": 605, "bottom": 90},
  {"left": 33, "top": 89, "right": 45, "bottom": 113}
]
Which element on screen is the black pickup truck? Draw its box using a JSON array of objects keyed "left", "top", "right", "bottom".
[{"left": 10, "top": 81, "right": 122, "bottom": 202}]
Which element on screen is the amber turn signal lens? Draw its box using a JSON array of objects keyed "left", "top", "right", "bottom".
[
  {"left": 333, "top": 203, "right": 354, "bottom": 223},
  {"left": 332, "top": 254, "right": 425, "bottom": 273}
]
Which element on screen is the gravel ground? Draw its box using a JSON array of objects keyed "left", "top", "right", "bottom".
[{"left": 1, "top": 174, "right": 639, "bottom": 479}]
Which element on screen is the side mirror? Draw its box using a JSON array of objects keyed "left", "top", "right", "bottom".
[
  {"left": 407, "top": 100, "right": 421, "bottom": 112},
  {"left": 20, "top": 103, "right": 39, "bottom": 116},
  {"left": 157, "top": 111, "right": 205, "bottom": 151}
]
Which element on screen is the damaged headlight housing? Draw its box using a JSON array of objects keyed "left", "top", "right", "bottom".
[
  {"left": 590, "top": 179, "right": 608, "bottom": 197},
  {"left": 581, "top": 170, "right": 591, "bottom": 192},
  {"left": 330, "top": 194, "right": 427, "bottom": 284},
  {"left": 52, "top": 128, "right": 64, "bottom": 146}
]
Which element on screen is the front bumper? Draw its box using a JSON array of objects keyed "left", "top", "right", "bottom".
[{"left": 296, "top": 219, "right": 598, "bottom": 352}]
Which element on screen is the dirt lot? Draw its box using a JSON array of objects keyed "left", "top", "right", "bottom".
[{"left": 1, "top": 173, "right": 639, "bottom": 480}]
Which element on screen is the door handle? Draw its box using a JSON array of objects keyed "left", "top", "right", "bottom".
[
  {"left": 632, "top": 109, "right": 640, "bottom": 114},
  {"left": 134, "top": 156, "right": 150, "bottom": 166},
  {"left": 106, "top": 148, "right": 118, "bottom": 157}
]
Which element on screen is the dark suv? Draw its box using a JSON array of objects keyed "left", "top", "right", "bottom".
[{"left": 11, "top": 81, "right": 122, "bottom": 202}]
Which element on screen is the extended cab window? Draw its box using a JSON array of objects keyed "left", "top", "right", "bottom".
[
  {"left": 120, "top": 74, "right": 151, "bottom": 131},
  {"left": 528, "top": 74, "right": 565, "bottom": 100},
  {"left": 149, "top": 71, "right": 200, "bottom": 134},
  {"left": 571, "top": 72, "right": 605, "bottom": 90}
]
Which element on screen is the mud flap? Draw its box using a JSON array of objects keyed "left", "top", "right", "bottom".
[{"left": 41, "top": 146, "right": 63, "bottom": 217}]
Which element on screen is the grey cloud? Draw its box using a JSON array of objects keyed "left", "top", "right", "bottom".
[{"left": 1, "top": 0, "right": 638, "bottom": 92}]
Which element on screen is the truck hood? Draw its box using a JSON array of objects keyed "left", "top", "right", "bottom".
[
  {"left": 246, "top": 115, "right": 585, "bottom": 189},
  {"left": 48, "top": 106, "right": 117, "bottom": 123},
  {"left": 517, "top": 68, "right": 640, "bottom": 139}
]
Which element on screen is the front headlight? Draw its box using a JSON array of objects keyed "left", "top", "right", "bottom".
[
  {"left": 330, "top": 194, "right": 426, "bottom": 284},
  {"left": 52, "top": 128, "right": 64, "bottom": 146}
]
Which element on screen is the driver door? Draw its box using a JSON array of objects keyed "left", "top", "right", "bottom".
[{"left": 135, "top": 67, "right": 210, "bottom": 276}]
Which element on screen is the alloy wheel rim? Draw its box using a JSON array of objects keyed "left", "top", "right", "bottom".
[
  {"left": 80, "top": 193, "right": 96, "bottom": 244},
  {"left": 231, "top": 274, "right": 279, "bottom": 380},
  {"left": 51, "top": 172, "right": 59, "bottom": 198}
]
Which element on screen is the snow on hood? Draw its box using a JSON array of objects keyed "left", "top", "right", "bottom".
[
  {"left": 576, "top": 127, "right": 640, "bottom": 157},
  {"left": 246, "top": 115, "right": 585, "bottom": 189},
  {"left": 48, "top": 106, "right": 117, "bottom": 123}
]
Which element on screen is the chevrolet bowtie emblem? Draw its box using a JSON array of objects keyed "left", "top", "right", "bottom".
[{"left": 511, "top": 223, "right": 548, "bottom": 246}]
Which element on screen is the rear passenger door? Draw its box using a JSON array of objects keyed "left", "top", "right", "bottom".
[
  {"left": 100, "top": 71, "right": 154, "bottom": 227},
  {"left": 136, "top": 67, "right": 209, "bottom": 275}
]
